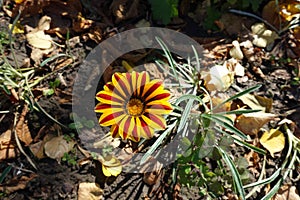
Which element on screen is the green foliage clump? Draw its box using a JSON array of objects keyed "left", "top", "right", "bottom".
[{"left": 148, "top": 0, "right": 179, "bottom": 25}]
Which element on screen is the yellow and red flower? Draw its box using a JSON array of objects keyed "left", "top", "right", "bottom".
[{"left": 95, "top": 71, "right": 173, "bottom": 141}]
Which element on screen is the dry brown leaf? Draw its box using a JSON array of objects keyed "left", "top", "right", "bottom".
[
  {"left": 44, "top": 135, "right": 75, "bottom": 160},
  {"left": 110, "top": 0, "right": 140, "bottom": 24},
  {"left": 30, "top": 47, "right": 54, "bottom": 65},
  {"left": 72, "top": 13, "right": 93, "bottom": 33},
  {"left": 0, "top": 129, "right": 18, "bottom": 160},
  {"left": 238, "top": 94, "right": 272, "bottom": 112},
  {"left": 29, "top": 133, "right": 56, "bottom": 159},
  {"left": 262, "top": 1, "right": 281, "bottom": 29},
  {"left": 29, "top": 140, "right": 46, "bottom": 159},
  {"left": 260, "top": 128, "right": 285, "bottom": 157},
  {"left": 271, "top": 185, "right": 300, "bottom": 200},
  {"left": 235, "top": 112, "right": 277, "bottom": 135},
  {"left": 26, "top": 16, "right": 53, "bottom": 49},
  {"left": 16, "top": 105, "right": 32, "bottom": 146},
  {"left": 77, "top": 182, "right": 103, "bottom": 200},
  {"left": 211, "top": 96, "right": 232, "bottom": 113},
  {"left": 245, "top": 150, "right": 261, "bottom": 177},
  {"left": 0, "top": 174, "right": 37, "bottom": 194},
  {"left": 11, "top": 0, "right": 51, "bottom": 18},
  {"left": 254, "top": 95, "right": 273, "bottom": 113}
]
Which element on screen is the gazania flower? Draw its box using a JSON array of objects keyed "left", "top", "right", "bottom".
[{"left": 95, "top": 71, "right": 173, "bottom": 142}]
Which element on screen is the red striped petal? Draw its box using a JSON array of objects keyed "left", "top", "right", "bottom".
[
  {"left": 112, "top": 73, "right": 131, "bottom": 98},
  {"left": 99, "top": 112, "right": 125, "bottom": 126},
  {"left": 137, "top": 72, "right": 149, "bottom": 97},
  {"left": 146, "top": 92, "right": 171, "bottom": 103},
  {"left": 142, "top": 113, "right": 166, "bottom": 130},
  {"left": 96, "top": 92, "right": 124, "bottom": 105},
  {"left": 111, "top": 125, "right": 119, "bottom": 138},
  {"left": 143, "top": 80, "right": 163, "bottom": 99},
  {"left": 139, "top": 116, "right": 153, "bottom": 138}
]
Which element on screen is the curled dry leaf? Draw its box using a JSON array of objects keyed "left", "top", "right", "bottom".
[
  {"left": 0, "top": 130, "right": 18, "bottom": 160},
  {"left": 77, "top": 182, "right": 103, "bottom": 200},
  {"left": 26, "top": 16, "right": 53, "bottom": 49},
  {"left": 44, "top": 135, "right": 75, "bottom": 160},
  {"left": 260, "top": 128, "right": 285, "bottom": 157},
  {"left": 230, "top": 40, "right": 244, "bottom": 60},
  {"left": 98, "top": 155, "right": 122, "bottom": 177},
  {"left": 235, "top": 112, "right": 277, "bottom": 135},
  {"left": 16, "top": 105, "right": 33, "bottom": 146}
]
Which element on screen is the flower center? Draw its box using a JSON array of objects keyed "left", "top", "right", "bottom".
[{"left": 126, "top": 98, "right": 144, "bottom": 116}]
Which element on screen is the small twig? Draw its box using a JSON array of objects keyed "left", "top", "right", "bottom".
[
  {"left": 13, "top": 108, "right": 38, "bottom": 170},
  {"left": 7, "top": 163, "right": 36, "bottom": 174}
]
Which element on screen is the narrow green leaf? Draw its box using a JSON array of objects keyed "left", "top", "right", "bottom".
[
  {"left": 213, "top": 85, "right": 261, "bottom": 111},
  {"left": 175, "top": 94, "right": 204, "bottom": 106},
  {"left": 40, "top": 54, "right": 69, "bottom": 67},
  {"left": 0, "top": 165, "right": 12, "bottom": 184},
  {"left": 213, "top": 127, "right": 266, "bottom": 154},
  {"left": 216, "top": 109, "right": 262, "bottom": 115},
  {"left": 260, "top": 178, "right": 283, "bottom": 200},
  {"left": 140, "top": 122, "right": 177, "bottom": 164},
  {"left": 178, "top": 99, "right": 194, "bottom": 134},
  {"left": 243, "top": 168, "right": 281, "bottom": 189},
  {"left": 218, "top": 147, "right": 245, "bottom": 200},
  {"left": 202, "top": 114, "right": 248, "bottom": 140}
]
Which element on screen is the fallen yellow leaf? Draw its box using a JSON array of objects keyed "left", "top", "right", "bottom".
[
  {"left": 260, "top": 128, "right": 285, "bottom": 157},
  {"left": 98, "top": 155, "right": 122, "bottom": 177},
  {"left": 9, "top": 21, "right": 24, "bottom": 34}
]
